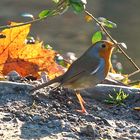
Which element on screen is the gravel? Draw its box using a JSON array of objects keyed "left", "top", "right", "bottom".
[{"left": 0, "top": 86, "right": 140, "bottom": 140}]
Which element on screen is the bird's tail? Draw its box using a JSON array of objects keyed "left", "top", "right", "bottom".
[{"left": 30, "top": 75, "right": 63, "bottom": 92}]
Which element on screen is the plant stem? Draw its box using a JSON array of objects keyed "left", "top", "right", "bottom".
[
  {"left": 0, "top": 18, "right": 44, "bottom": 30},
  {"left": 0, "top": 0, "right": 67, "bottom": 30},
  {"left": 85, "top": 10, "right": 140, "bottom": 71},
  {"left": 128, "top": 69, "right": 140, "bottom": 78}
]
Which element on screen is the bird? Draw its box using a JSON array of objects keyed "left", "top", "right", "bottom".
[{"left": 30, "top": 40, "right": 115, "bottom": 113}]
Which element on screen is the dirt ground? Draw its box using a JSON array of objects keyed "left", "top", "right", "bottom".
[
  {"left": 0, "top": 1, "right": 140, "bottom": 139},
  {"left": 0, "top": 83, "right": 140, "bottom": 140}
]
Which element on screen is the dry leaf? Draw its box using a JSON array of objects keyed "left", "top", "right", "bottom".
[
  {"left": 0, "top": 22, "right": 64, "bottom": 79},
  {"left": 85, "top": 14, "right": 93, "bottom": 22}
]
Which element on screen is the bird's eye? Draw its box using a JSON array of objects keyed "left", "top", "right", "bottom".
[{"left": 101, "top": 43, "right": 106, "bottom": 48}]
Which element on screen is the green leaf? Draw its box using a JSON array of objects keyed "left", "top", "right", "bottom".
[
  {"left": 70, "top": 0, "right": 87, "bottom": 4},
  {"left": 52, "top": 0, "right": 60, "bottom": 3},
  {"left": 70, "top": 2, "right": 85, "bottom": 13},
  {"left": 39, "top": 10, "right": 51, "bottom": 19},
  {"left": 98, "top": 17, "right": 117, "bottom": 28},
  {"left": 92, "top": 31, "right": 102, "bottom": 44},
  {"left": 69, "top": 0, "right": 86, "bottom": 13},
  {"left": 44, "top": 44, "right": 53, "bottom": 50}
]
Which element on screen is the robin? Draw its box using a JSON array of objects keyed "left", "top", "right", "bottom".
[{"left": 30, "top": 40, "right": 115, "bottom": 113}]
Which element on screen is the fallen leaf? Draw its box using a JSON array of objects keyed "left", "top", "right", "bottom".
[{"left": 0, "top": 22, "right": 64, "bottom": 79}]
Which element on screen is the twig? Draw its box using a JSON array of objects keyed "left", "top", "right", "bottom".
[
  {"left": 128, "top": 69, "right": 140, "bottom": 78},
  {"left": 128, "top": 79, "right": 140, "bottom": 85},
  {"left": 0, "top": 18, "right": 44, "bottom": 30},
  {"left": 85, "top": 10, "right": 140, "bottom": 71},
  {"left": 0, "top": 0, "right": 67, "bottom": 30}
]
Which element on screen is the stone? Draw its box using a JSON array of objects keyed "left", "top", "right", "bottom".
[
  {"left": 130, "top": 126, "right": 138, "bottom": 133},
  {"left": 115, "top": 128, "right": 124, "bottom": 133},
  {"left": 80, "top": 124, "right": 98, "bottom": 138}
]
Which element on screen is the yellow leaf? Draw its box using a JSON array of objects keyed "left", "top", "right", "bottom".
[
  {"left": 85, "top": 15, "right": 93, "bottom": 22},
  {"left": 0, "top": 22, "right": 64, "bottom": 79}
]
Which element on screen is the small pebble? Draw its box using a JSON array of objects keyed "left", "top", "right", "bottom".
[
  {"left": 102, "top": 119, "right": 116, "bottom": 127},
  {"left": 115, "top": 128, "right": 124, "bottom": 133},
  {"left": 2, "top": 116, "right": 12, "bottom": 121},
  {"left": 80, "top": 124, "right": 98, "bottom": 137},
  {"left": 136, "top": 135, "right": 140, "bottom": 140},
  {"left": 128, "top": 135, "right": 135, "bottom": 139},
  {"left": 130, "top": 126, "right": 138, "bottom": 133},
  {"left": 52, "top": 101, "right": 61, "bottom": 108},
  {"left": 63, "top": 132, "right": 79, "bottom": 139},
  {"left": 102, "top": 133, "right": 112, "bottom": 139},
  {"left": 7, "top": 71, "right": 21, "bottom": 81},
  {"left": 67, "top": 114, "right": 78, "bottom": 122},
  {"left": 116, "top": 121, "right": 125, "bottom": 128},
  {"left": 32, "top": 115, "right": 42, "bottom": 122},
  {"left": 120, "top": 137, "right": 130, "bottom": 140}
]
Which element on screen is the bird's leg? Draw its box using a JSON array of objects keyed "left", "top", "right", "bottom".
[{"left": 75, "top": 90, "right": 87, "bottom": 114}]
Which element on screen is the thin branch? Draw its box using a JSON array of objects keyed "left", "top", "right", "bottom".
[
  {"left": 85, "top": 10, "right": 140, "bottom": 71},
  {"left": 128, "top": 69, "right": 140, "bottom": 78},
  {"left": 0, "top": 18, "right": 44, "bottom": 30},
  {"left": 0, "top": 0, "right": 67, "bottom": 30}
]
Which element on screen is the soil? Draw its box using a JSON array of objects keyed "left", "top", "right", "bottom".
[
  {"left": 0, "top": 1, "right": 140, "bottom": 139},
  {"left": 0, "top": 82, "right": 140, "bottom": 140}
]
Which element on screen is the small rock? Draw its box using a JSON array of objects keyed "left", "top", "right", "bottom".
[
  {"left": 128, "top": 135, "right": 135, "bottom": 139},
  {"left": 85, "top": 114, "right": 101, "bottom": 122},
  {"left": 0, "top": 132, "right": 3, "bottom": 136},
  {"left": 115, "top": 128, "right": 124, "bottom": 133},
  {"left": 61, "top": 120, "right": 72, "bottom": 132},
  {"left": 2, "top": 113, "right": 12, "bottom": 122},
  {"left": 136, "top": 135, "right": 140, "bottom": 140},
  {"left": 102, "top": 133, "right": 112, "bottom": 139},
  {"left": 102, "top": 119, "right": 116, "bottom": 127},
  {"left": 67, "top": 114, "right": 78, "bottom": 122},
  {"left": 129, "top": 126, "right": 138, "bottom": 133},
  {"left": 80, "top": 124, "right": 98, "bottom": 137},
  {"left": 120, "top": 137, "right": 130, "bottom": 140},
  {"left": 116, "top": 121, "right": 125, "bottom": 128},
  {"left": 18, "top": 114, "right": 30, "bottom": 122},
  {"left": 7, "top": 70, "right": 21, "bottom": 81},
  {"left": 49, "top": 134, "right": 58, "bottom": 139},
  {"left": 63, "top": 132, "right": 79, "bottom": 139},
  {"left": 52, "top": 101, "right": 61, "bottom": 108},
  {"left": 32, "top": 115, "right": 42, "bottom": 122},
  {"left": 2, "top": 116, "right": 12, "bottom": 121}
]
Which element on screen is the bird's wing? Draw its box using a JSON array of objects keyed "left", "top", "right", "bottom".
[{"left": 61, "top": 54, "right": 101, "bottom": 84}]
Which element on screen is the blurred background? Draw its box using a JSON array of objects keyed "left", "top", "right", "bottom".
[{"left": 0, "top": 0, "right": 140, "bottom": 78}]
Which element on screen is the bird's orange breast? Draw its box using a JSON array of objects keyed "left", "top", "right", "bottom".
[{"left": 99, "top": 47, "right": 113, "bottom": 77}]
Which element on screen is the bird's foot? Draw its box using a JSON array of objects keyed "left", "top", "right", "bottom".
[{"left": 76, "top": 109, "right": 88, "bottom": 115}]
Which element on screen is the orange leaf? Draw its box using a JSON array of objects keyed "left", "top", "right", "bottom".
[
  {"left": 85, "top": 14, "right": 93, "bottom": 22},
  {"left": 0, "top": 22, "right": 64, "bottom": 79}
]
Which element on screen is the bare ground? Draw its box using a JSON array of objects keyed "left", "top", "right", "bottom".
[{"left": 0, "top": 82, "right": 140, "bottom": 140}]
